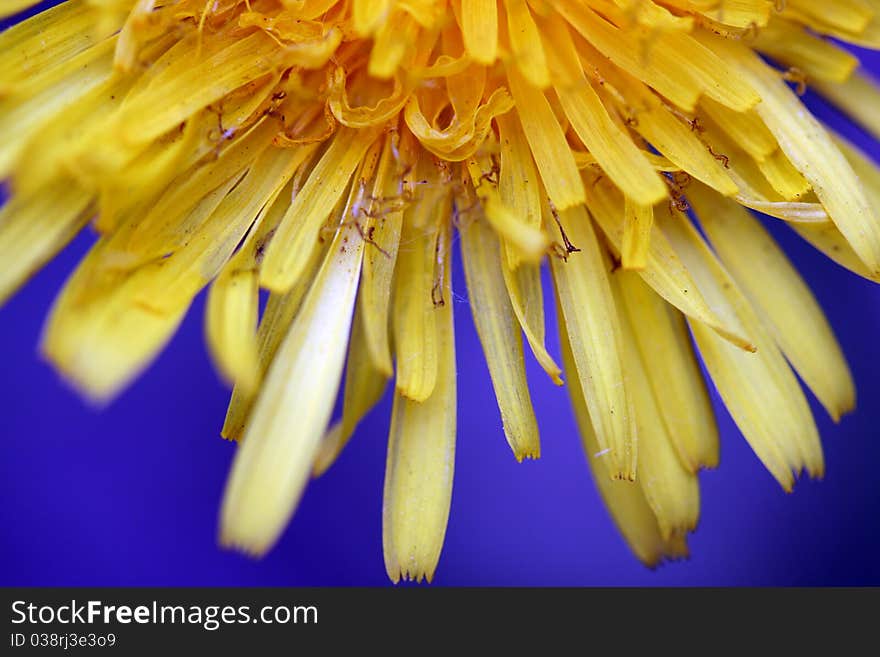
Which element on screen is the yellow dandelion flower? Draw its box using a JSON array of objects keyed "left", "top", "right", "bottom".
[{"left": 2, "top": 0, "right": 879, "bottom": 583}]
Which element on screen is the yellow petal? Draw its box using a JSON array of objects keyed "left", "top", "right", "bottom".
[
  {"left": 792, "top": 130, "right": 880, "bottom": 280},
  {"left": 114, "top": 31, "right": 288, "bottom": 144},
  {"left": 220, "top": 223, "right": 365, "bottom": 556},
  {"left": 206, "top": 267, "right": 261, "bottom": 395},
  {"left": 352, "top": 0, "right": 393, "bottom": 36},
  {"left": 465, "top": 157, "right": 549, "bottom": 265},
  {"left": 612, "top": 272, "right": 700, "bottom": 538},
  {"left": 621, "top": 198, "right": 654, "bottom": 271},
  {"left": 689, "top": 184, "right": 855, "bottom": 422},
  {"left": 756, "top": 148, "right": 812, "bottom": 201},
  {"left": 556, "top": 1, "right": 759, "bottom": 112},
  {"left": 0, "top": 1, "right": 42, "bottom": 18},
  {"left": 459, "top": 0, "right": 498, "bottom": 65},
  {"left": 699, "top": 97, "right": 778, "bottom": 164},
  {"left": 116, "top": 119, "right": 278, "bottom": 263},
  {"left": 586, "top": 175, "right": 753, "bottom": 351},
  {"left": 12, "top": 72, "right": 135, "bottom": 199},
  {"left": 205, "top": 147, "right": 317, "bottom": 394},
  {"left": 542, "top": 14, "right": 667, "bottom": 207},
  {"left": 328, "top": 66, "right": 410, "bottom": 129},
  {"left": 0, "top": 0, "right": 102, "bottom": 93},
  {"left": 506, "top": 66, "right": 584, "bottom": 211},
  {"left": 793, "top": 222, "right": 880, "bottom": 283},
  {"left": 814, "top": 71, "right": 880, "bottom": 142},
  {"left": 383, "top": 222, "right": 456, "bottom": 584},
  {"left": 830, "top": 129, "right": 880, "bottom": 213},
  {"left": 221, "top": 238, "right": 329, "bottom": 442},
  {"left": 589, "top": 60, "right": 739, "bottom": 197},
  {"left": 369, "top": 9, "right": 417, "bottom": 78},
  {"left": 616, "top": 270, "right": 719, "bottom": 472},
  {"left": 690, "top": 0, "right": 772, "bottom": 29},
  {"left": 707, "top": 36, "right": 880, "bottom": 276},
  {"left": 392, "top": 197, "right": 451, "bottom": 402},
  {"left": 550, "top": 205, "right": 636, "bottom": 481},
  {"left": 503, "top": 0, "right": 549, "bottom": 87},
  {"left": 496, "top": 111, "right": 541, "bottom": 228},
  {"left": 501, "top": 258, "right": 564, "bottom": 385},
  {"left": 784, "top": 0, "right": 873, "bottom": 36},
  {"left": 0, "top": 36, "right": 115, "bottom": 177},
  {"left": 405, "top": 84, "right": 514, "bottom": 162},
  {"left": 496, "top": 111, "right": 545, "bottom": 269},
  {"left": 460, "top": 213, "right": 541, "bottom": 461},
  {"left": 41, "top": 241, "right": 194, "bottom": 404},
  {"left": 558, "top": 300, "right": 687, "bottom": 566},
  {"left": 753, "top": 18, "right": 859, "bottom": 84},
  {"left": 656, "top": 208, "right": 824, "bottom": 489},
  {"left": 0, "top": 179, "right": 91, "bottom": 306},
  {"left": 358, "top": 134, "right": 406, "bottom": 377},
  {"left": 260, "top": 126, "right": 379, "bottom": 292},
  {"left": 313, "top": 301, "right": 389, "bottom": 476}
]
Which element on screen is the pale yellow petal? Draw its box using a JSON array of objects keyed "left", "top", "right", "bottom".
[
  {"left": 221, "top": 239, "right": 329, "bottom": 442},
  {"left": 383, "top": 223, "right": 456, "bottom": 584},
  {"left": 220, "top": 223, "right": 365, "bottom": 556},
  {"left": 261, "top": 126, "right": 379, "bottom": 292},
  {"left": 621, "top": 199, "right": 654, "bottom": 271},
  {"left": 706, "top": 36, "right": 880, "bottom": 276},
  {"left": 497, "top": 112, "right": 542, "bottom": 230},
  {"left": 541, "top": 13, "right": 667, "bottom": 207},
  {"left": 0, "top": 0, "right": 103, "bottom": 93},
  {"left": 550, "top": 205, "right": 636, "bottom": 481},
  {"left": 501, "top": 258, "right": 564, "bottom": 385},
  {"left": 814, "top": 71, "right": 880, "bottom": 142},
  {"left": 0, "top": 36, "right": 115, "bottom": 177},
  {"left": 689, "top": 184, "right": 855, "bottom": 422},
  {"left": 586, "top": 175, "right": 753, "bottom": 351},
  {"left": 699, "top": 97, "right": 777, "bottom": 163},
  {"left": 616, "top": 270, "right": 719, "bottom": 472},
  {"left": 587, "top": 60, "right": 739, "bottom": 197},
  {"left": 784, "top": 0, "right": 873, "bottom": 36},
  {"left": 753, "top": 18, "right": 859, "bottom": 84},
  {"left": 460, "top": 213, "right": 540, "bottom": 461},
  {"left": 113, "top": 32, "right": 285, "bottom": 144},
  {"left": 656, "top": 208, "right": 824, "bottom": 489},
  {"left": 358, "top": 135, "right": 406, "bottom": 377},
  {"left": 556, "top": 1, "right": 759, "bottom": 112},
  {"left": 205, "top": 146, "right": 316, "bottom": 393},
  {"left": 465, "top": 157, "right": 549, "bottom": 265},
  {"left": 41, "top": 242, "right": 195, "bottom": 404},
  {"left": 392, "top": 206, "right": 450, "bottom": 402},
  {"left": 313, "top": 301, "right": 389, "bottom": 476},
  {"left": 0, "top": 179, "right": 92, "bottom": 306},
  {"left": 0, "top": 1, "right": 43, "bottom": 19},
  {"left": 506, "top": 66, "right": 584, "bottom": 211},
  {"left": 206, "top": 267, "right": 261, "bottom": 395},
  {"left": 558, "top": 300, "right": 687, "bottom": 566},
  {"left": 612, "top": 272, "right": 700, "bottom": 539}
]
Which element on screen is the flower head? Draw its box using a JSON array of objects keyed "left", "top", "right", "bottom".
[{"left": 2, "top": 0, "right": 879, "bottom": 582}]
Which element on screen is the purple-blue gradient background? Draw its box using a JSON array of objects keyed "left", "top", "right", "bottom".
[{"left": 2, "top": 4, "right": 880, "bottom": 586}]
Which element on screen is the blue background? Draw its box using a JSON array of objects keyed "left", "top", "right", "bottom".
[{"left": 1, "top": 6, "right": 879, "bottom": 586}]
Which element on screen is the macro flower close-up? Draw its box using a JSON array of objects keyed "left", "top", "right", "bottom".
[{"left": 2, "top": 0, "right": 880, "bottom": 586}]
